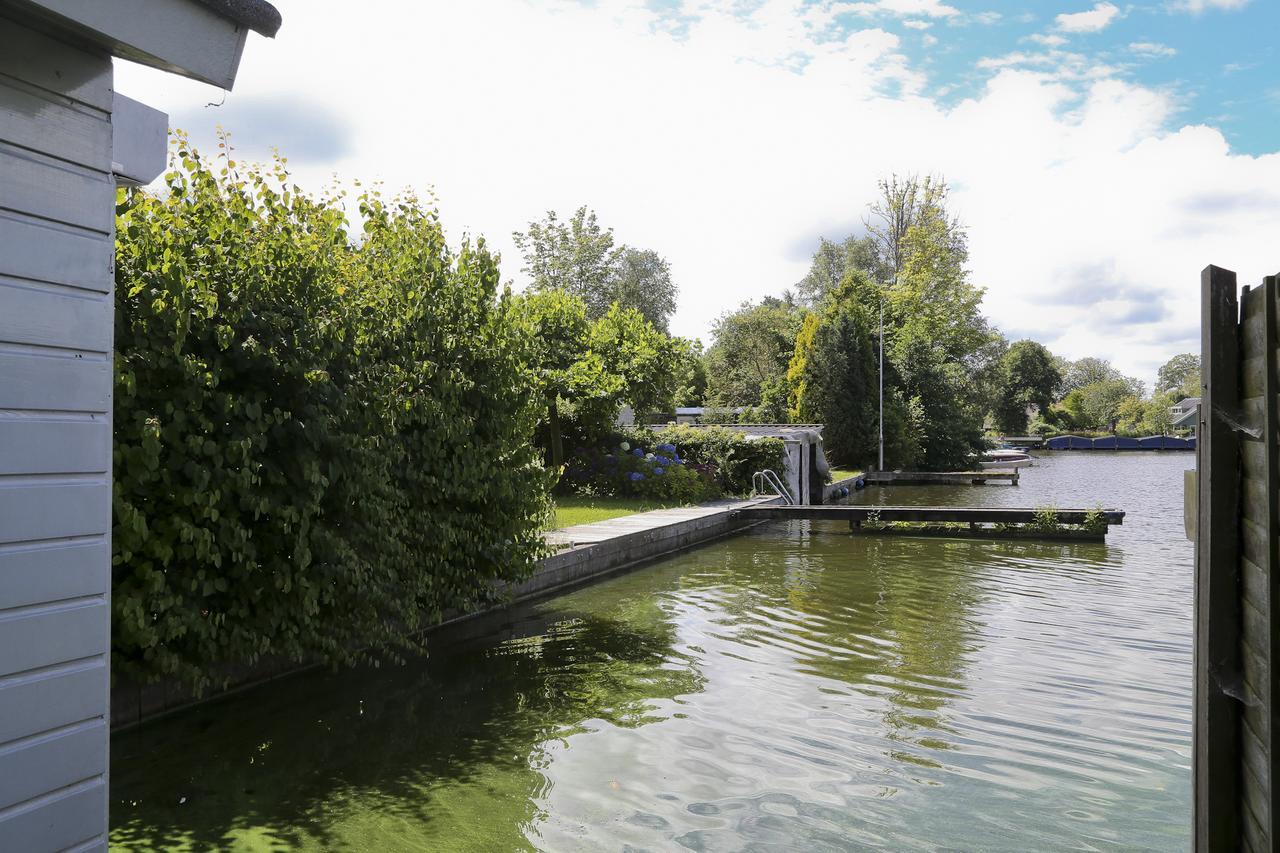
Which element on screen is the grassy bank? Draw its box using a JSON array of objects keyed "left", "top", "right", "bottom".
[
  {"left": 829, "top": 469, "right": 863, "bottom": 482},
  {"left": 549, "top": 496, "right": 689, "bottom": 530}
]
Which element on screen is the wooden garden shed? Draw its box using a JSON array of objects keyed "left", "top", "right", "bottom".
[{"left": 0, "top": 1, "right": 279, "bottom": 848}]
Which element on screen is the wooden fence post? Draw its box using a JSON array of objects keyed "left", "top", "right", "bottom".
[{"left": 1195, "top": 264, "right": 1242, "bottom": 851}]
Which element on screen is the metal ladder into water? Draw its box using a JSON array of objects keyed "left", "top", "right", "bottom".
[{"left": 752, "top": 469, "right": 795, "bottom": 505}]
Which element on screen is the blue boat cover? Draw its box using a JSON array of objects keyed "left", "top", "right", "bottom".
[{"left": 1092, "top": 436, "right": 1118, "bottom": 449}]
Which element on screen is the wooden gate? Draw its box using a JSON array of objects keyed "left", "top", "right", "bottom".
[{"left": 1196, "top": 265, "right": 1280, "bottom": 851}]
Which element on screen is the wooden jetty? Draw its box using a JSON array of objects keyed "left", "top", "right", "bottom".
[
  {"left": 732, "top": 505, "right": 1124, "bottom": 541},
  {"left": 862, "top": 470, "right": 1019, "bottom": 486}
]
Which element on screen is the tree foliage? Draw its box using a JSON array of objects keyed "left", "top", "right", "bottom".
[
  {"left": 514, "top": 290, "right": 678, "bottom": 466},
  {"left": 1156, "top": 353, "right": 1200, "bottom": 399},
  {"left": 113, "top": 141, "right": 550, "bottom": 687},
  {"left": 705, "top": 298, "right": 806, "bottom": 414},
  {"left": 993, "top": 340, "right": 1061, "bottom": 434},
  {"left": 513, "top": 206, "right": 678, "bottom": 330}
]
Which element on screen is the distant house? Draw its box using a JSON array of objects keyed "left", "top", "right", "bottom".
[{"left": 1170, "top": 396, "right": 1200, "bottom": 434}]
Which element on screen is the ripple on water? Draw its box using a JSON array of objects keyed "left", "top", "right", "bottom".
[{"left": 108, "top": 453, "right": 1192, "bottom": 851}]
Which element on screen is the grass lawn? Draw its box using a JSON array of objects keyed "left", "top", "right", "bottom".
[
  {"left": 829, "top": 468, "right": 863, "bottom": 482},
  {"left": 549, "top": 496, "right": 689, "bottom": 530}
]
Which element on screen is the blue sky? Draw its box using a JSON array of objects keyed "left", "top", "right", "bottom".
[{"left": 116, "top": 0, "right": 1280, "bottom": 384}]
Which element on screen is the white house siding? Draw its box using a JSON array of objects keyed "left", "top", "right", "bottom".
[{"left": 0, "top": 15, "right": 115, "bottom": 852}]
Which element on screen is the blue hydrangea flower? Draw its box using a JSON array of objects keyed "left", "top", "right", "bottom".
[
  {"left": 653, "top": 467, "right": 665, "bottom": 475},
  {"left": 629, "top": 472, "right": 645, "bottom": 481},
  {"left": 657, "top": 443, "right": 676, "bottom": 453},
  {"left": 632, "top": 447, "right": 644, "bottom": 457}
]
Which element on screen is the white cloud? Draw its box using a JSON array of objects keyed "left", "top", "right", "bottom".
[
  {"left": 113, "top": 0, "right": 1280, "bottom": 382},
  {"left": 1170, "top": 0, "right": 1250, "bottom": 11},
  {"left": 1130, "top": 41, "right": 1178, "bottom": 58},
  {"left": 1028, "top": 33, "right": 1068, "bottom": 46},
  {"left": 902, "top": 19, "right": 932, "bottom": 29},
  {"left": 922, "top": 33, "right": 939, "bottom": 47},
  {"left": 973, "top": 11, "right": 1003, "bottom": 25},
  {"left": 1055, "top": 2, "right": 1121, "bottom": 33},
  {"left": 844, "top": 0, "right": 960, "bottom": 18}
]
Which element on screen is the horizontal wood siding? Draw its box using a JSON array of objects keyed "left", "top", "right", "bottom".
[{"left": 0, "top": 15, "right": 114, "bottom": 851}]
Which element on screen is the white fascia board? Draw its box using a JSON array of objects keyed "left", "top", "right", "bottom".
[
  {"left": 16, "top": 0, "right": 250, "bottom": 89},
  {"left": 112, "top": 93, "right": 168, "bottom": 186}
]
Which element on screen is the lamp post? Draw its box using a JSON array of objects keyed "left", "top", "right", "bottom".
[{"left": 878, "top": 295, "right": 884, "bottom": 472}]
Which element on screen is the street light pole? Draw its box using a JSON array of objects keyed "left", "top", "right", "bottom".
[{"left": 878, "top": 294, "right": 884, "bottom": 472}]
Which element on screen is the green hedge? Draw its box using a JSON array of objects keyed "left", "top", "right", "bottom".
[
  {"left": 602, "top": 425, "right": 784, "bottom": 496},
  {"left": 113, "top": 143, "right": 551, "bottom": 688}
]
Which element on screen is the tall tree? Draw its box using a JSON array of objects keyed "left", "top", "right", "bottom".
[
  {"left": 513, "top": 207, "right": 620, "bottom": 318},
  {"left": 705, "top": 300, "right": 806, "bottom": 411},
  {"left": 796, "top": 235, "right": 880, "bottom": 306},
  {"left": 1059, "top": 357, "right": 1122, "bottom": 396},
  {"left": 514, "top": 207, "right": 679, "bottom": 329},
  {"left": 865, "top": 174, "right": 961, "bottom": 280},
  {"left": 610, "top": 247, "right": 678, "bottom": 331},
  {"left": 1156, "top": 353, "right": 1200, "bottom": 399},
  {"left": 789, "top": 304, "right": 880, "bottom": 466},
  {"left": 993, "top": 340, "right": 1061, "bottom": 434}
]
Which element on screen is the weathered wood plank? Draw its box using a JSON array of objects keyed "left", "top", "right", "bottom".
[
  {"left": 0, "top": 77, "right": 111, "bottom": 171},
  {"left": 0, "top": 281, "right": 111, "bottom": 352},
  {"left": 0, "top": 212, "right": 112, "bottom": 292},
  {"left": 1195, "top": 264, "right": 1242, "bottom": 851},
  {"left": 0, "top": 142, "right": 114, "bottom": 233},
  {"left": 0, "top": 776, "right": 105, "bottom": 853},
  {"left": 0, "top": 719, "right": 106, "bottom": 811},
  {"left": 1261, "top": 275, "right": 1280, "bottom": 846},
  {"left": 0, "top": 537, "right": 107, "bottom": 609},
  {"left": 0, "top": 15, "right": 112, "bottom": 110},
  {"left": 0, "top": 480, "right": 110, "bottom": 543},
  {"left": 0, "top": 600, "right": 107, "bottom": 678},
  {"left": 0, "top": 350, "right": 110, "bottom": 412},
  {"left": 0, "top": 659, "right": 106, "bottom": 744},
  {"left": 0, "top": 417, "right": 110, "bottom": 476}
]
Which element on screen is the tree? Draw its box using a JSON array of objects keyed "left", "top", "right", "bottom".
[
  {"left": 587, "top": 303, "right": 680, "bottom": 418},
  {"left": 610, "top": 247, "right": 678, "bottom": 331},
  {"left": 514, "top": 292, "right": 678, "bottom": 466},
  {"left": 1156, "top": 353, "right": 1200, "bottom": 399},
  {"left": 705, "top": 300, "right": 806, "bottom": 411},
  {"left": 513, "top": 207, "right": 679, "bottom": 329},
  {"left": 866, "top": 174, "right": 961, "bottom": 280},
  {"left": 1060, "top": 357, "right": 1122, "bottom": 396},
  {"left": 672, "top": 338, "right": 708, "bottom": 408},
  {"left": 796, "top": 235, "right": 880, "bottom": 306},
  {"left": 789, "top": 305, "right": 879, "bottom": 466},
  {"left": 993, "top": 340, "right": 1061, "bottom": 434},
  {"left": 513, "top": 207, "right": 619, "bottom": 318},
  {"left": 513, "top": 290, "right": 615, "bottom": 468}
]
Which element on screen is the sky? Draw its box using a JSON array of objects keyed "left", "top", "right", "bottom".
[{"left": 115, "top": 0, "right": 1280, "bottom": 386}]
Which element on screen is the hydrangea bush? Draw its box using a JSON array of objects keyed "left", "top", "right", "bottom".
[{"left": 564, "top": 440, "right": 720, "bottom": 503}]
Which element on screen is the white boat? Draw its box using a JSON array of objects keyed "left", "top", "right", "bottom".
[{"left": 980, "top": 449, "right": 1034, "bottom": 469}]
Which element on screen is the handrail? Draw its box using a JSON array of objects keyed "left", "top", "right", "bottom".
[{"left": 752, "top": 469, "right": 794, "bottom": 505}]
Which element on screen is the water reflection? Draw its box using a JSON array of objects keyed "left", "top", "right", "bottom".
[{"left": 111, "top": 452, "right": 1192, "bottom": 851}]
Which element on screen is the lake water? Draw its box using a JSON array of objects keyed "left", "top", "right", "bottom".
[{"left": 109, "top": 451, "right": 1194, "bottom": 851}]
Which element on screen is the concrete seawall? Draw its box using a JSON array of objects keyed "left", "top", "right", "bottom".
[{"left": 112, "top": 496, "right": 780, "bottom": 729}]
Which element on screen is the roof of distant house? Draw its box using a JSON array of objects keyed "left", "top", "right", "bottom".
[
  {"left": 197, "top": 0, "right": 282, "bottom": 36},
  {"left": 1172, "top": 396, "right": 1201, "bottom": 409}
]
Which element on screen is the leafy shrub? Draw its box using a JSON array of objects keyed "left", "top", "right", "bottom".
[
  {"left": 564, "top": 440, "right": 719, "bottom": 503},
  {"left": 113, "top": 138, "right": 551, "bottom": 688},
  {"left": 649, "top": 425, "right": 785, "bottom": 495}
]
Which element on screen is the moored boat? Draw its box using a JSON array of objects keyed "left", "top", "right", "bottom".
[{"left": 980, "top": 449, "right": 1034, "bottom": 469}]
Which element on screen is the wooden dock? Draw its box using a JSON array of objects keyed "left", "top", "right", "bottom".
[
  {"left": 732, "top": 505, "right": 1124, "bottom": 541},
  {"left": 862, "top": 470, "right": 1019, "bottom": 486}
]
